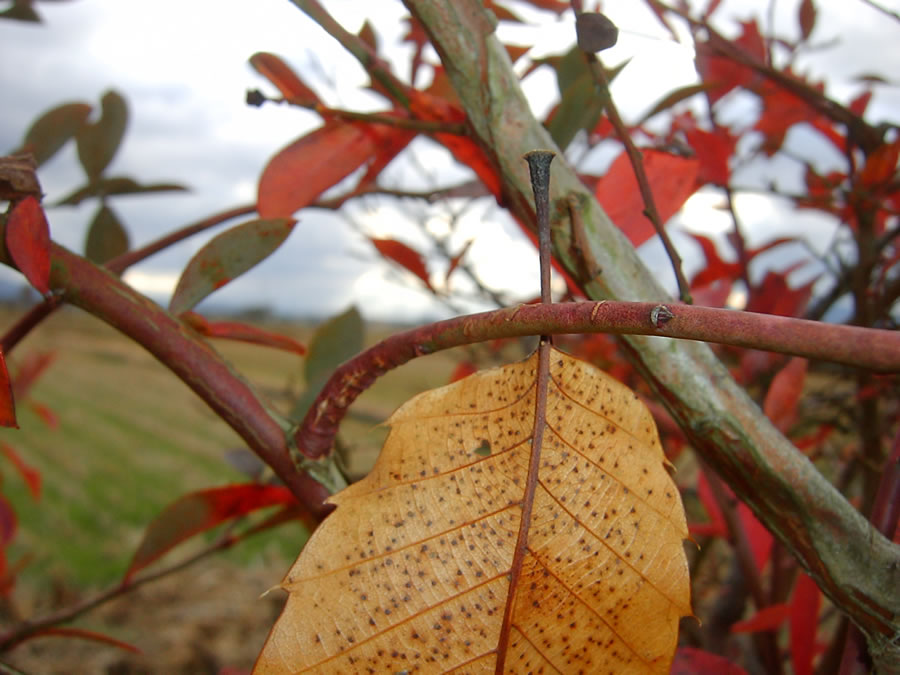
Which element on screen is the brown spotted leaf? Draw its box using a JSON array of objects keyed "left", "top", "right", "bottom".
[{"left": 256, "top": 346, "right": 690, "bottom": 673}]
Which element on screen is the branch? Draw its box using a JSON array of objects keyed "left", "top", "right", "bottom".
[
  {"left": 0, "top": 506, "right": 307, "bottom": 652},
  {"left": 1, "top": 203, "right": 257, "bottom": 353},
  {"left": 251, "top": 92, "right": 467, "bottom": 135},
  {"left": 45, "top": 243, "right": 332, "bottom": 517},
  {"left": 403, "top": 0, "right": 900, "bottom": 660},
  {"left": 294, "top": 300, "right": 900, "bottom": 458}
]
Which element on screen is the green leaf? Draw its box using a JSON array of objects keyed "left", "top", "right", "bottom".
[
  {"left": 290, "top": 306, "right": 364, "bottom": 421},
  {"left": 84, "top": 204, "right": 129, "bottom": 265},
  {"left": 55, "top": 176, "right": 187, "bottom": 206},
  {"left": 168, "top": 217, "right": 296, "bottom": 315},
  {"left": 0, "top": 0, "right": 40, "bottom": 22},
  {"left": 76, "top": 90, "right": 128, "bottom": 179},
  {"left": 19, "top": 102, "right": 92, "bottom": 167},
  {"left": 547, "top": 69, "right": 604, "bottom": 150}
]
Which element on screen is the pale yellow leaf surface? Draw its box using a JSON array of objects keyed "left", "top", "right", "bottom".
[{"left": 255, "top": 346, "right": 691, "bottom": 674}]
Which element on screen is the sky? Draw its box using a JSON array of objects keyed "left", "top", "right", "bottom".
[{"left": 1, "top": 0, "right": 899, "bottom": 322}]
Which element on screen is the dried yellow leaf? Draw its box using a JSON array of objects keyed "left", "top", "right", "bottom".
[{"left": 256, "top": 346, "right": 690, "bottom": 673}]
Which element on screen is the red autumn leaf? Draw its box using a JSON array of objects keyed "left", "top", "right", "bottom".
[
  {"left": 353, "top": 112, "right": 416, "bottom": 192},
  {"left": 860, "top": 138, "right": 900, "bottom": 188},
  {"left": 258, "top": 120, "right": 385, "bottom": 219},
  {"left": 0, "top": 349, "right": 15, "bottom": 429},
  {"left": 764, "top": 357, "right": 808, "bottom": 433},
  {"left": 695, "top": 20, "right": 765, "bottom": 104},
  {"left": 746, "top": 269, "right": 813, "bottom": 317},
  {"left": 407, "top": 89, "right": 502, "bottom": 198},
  {"left": 740, "top": 498, "right": 774, "bottom": 570},
  {"left": 26, "top": 400, "right": 57, "bottom": 430},
  {"left": 123, "top": 484, "right": 297, "bottom": 582},
  {"left": 5, "top": 195, "right": 50, "bottom": 295},
  {"left": 448, "top": 360, "right": 477, "bottom": 383},
  {"left": 849, "top": 90, "right": 872, "bottom": 117},
  {"left": 798, "top": 0, "right": 817, "bottom": 40},
  {"left": 519, "top": 0, "right": 569, "bottom": 13},
  {"left": 794, "top": 424, "right": 834, "bottom": 453},
  {"left": 11, "top": 351, "right": 55, "bottom": 401},
  {"left": 249, "top": 52, "right": 320, "bottom": 106},
  {"left": 671, "top": 646, "right": 749, "bottom": 674},
  {"left": 0, "top": 442, "right": 41, "bottom": 501},
  {"left": 445, "top": 239, "right": 473, "bottom": 284},
  {"left": 21, "top": 627, "right": 140, "bottom": 654},
  {"left": 790, "top": 572, "right": 822, "bottom": 675},
  {"left": 595, "top": 149, "right": 700, "bottom": 247},
  {"left": 688, "top": 233, "right": 740, "bottom": 290},
  {"left": 182, "top": 312, "right": 306, "bottom": 356},
  {"left": 370, "top": 237, "right": 434, "bottom": 291},
  {"left": 685, "top": 125, "right": 735, "bottom": 186},
  {"left": 0, "top": 492, "right": 17, "bottom": 546},
  {"left": 754, "top": 75, "right": 827, "bottom": 155},
  {"left": 401, "top": 15, "right": 429, "bottom": 83},
  {"left": 694, "top": 469, "right": 728, "bottom": 538},
  {"left": 730, "top": 603, "right": 790, "bottom": 633}
]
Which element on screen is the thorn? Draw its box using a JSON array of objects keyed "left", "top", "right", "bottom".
[{"left": 650, "top": 304, "right": 675, "bottom": 329}]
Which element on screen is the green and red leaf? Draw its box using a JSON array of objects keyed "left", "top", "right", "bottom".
[
  {"left": 371, "top": 237, "right": 433, "bottom": 291},
  {"left": 182, "top": 312, "right": 306, "bottom": 356},
  {"left": 595, "top": 149, "right": 700, "bottom": 247},
  {"left": 250, "top": 52, "right": 320, "bottom": 106},
  {"left": 76, "top": 89, "right": 128, "bottom": 179},
  {"left": 18, "top": 101, "right": 92, "bottom": 167},
  {"left": 56, "top": 176, "right": 187, "bottom": 206},
  {"left": 169, "top": 217, "right": 295, "bottom": 315},
  {"left": 84, "top": 203, "right": 129, "bottom": 265},
  {"left": 123, "top": 484, "right": 297, "bottom": 582},
  {"left": 5, "top": 195, "right": 50, "bottom": 294}
]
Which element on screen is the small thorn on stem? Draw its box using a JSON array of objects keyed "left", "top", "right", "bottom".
[
  {"left": 650, "top": 304, "right": 675, "bottom": 329},
  {"left": 524, "top": 150, "right": 556, "bottom": 306}
]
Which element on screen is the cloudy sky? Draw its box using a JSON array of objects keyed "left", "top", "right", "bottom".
[{"left": 2, "top": 0, "right": 899, "bottom": 322}]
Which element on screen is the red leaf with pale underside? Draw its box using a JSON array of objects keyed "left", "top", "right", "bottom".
[
  {"left": 124, "top": 484, "right": 297, "bottom": 582},
  {"left": 764, "top": 357, "right": 808, "bottom": 433},
  {"left": 5, "top": 195, "right": 50, "bottom": 295},
  {"left": 371, "top": 238, "right": 434, "bottom": 291},
  {"left": 595, "top": 150, "right": 699, "bottom": 247},
  {"left": 250, "top": 52, "right": 320, "bottom": 106},
  {"left": 259, "top": 121, "right": 383, "bottom": 219},
  {"left": 182, "top": 312, "right": 306, "bottom": 356}
]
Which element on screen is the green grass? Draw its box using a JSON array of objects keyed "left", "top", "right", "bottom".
[{"left": 0, "top": 306, "right": 460, "bottom": 591}]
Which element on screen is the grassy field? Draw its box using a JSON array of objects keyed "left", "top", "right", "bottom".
[{"left": 0, "top": 305, "right": 460, "bottom": 592}]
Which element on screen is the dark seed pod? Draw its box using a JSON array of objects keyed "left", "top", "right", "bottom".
[{"left": 575, "top": 12, "right": 618, "bottom": 53}]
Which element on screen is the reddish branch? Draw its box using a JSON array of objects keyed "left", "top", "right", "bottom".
[
  {"left": 45, "top": 243, "right": 332, "bottom": 518},
  {"left": 1, "top": 203, "right": 256, "bottom": 353},
  {"left": 293, "top": 300, "right": 900, "bottom": 459}
]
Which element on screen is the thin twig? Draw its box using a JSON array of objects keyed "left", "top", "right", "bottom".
[
  {"left": 0, "top": 509, "right": 303, "bottom": 652},
  {"left": 858, "top": 0, "right": 900, "bottom": 24},
  {"left": 257, "top": 93, "right": 468, "bottom": 135},
  {"left": 577, "top": 42, "right": 693, "bottom": 302}
]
